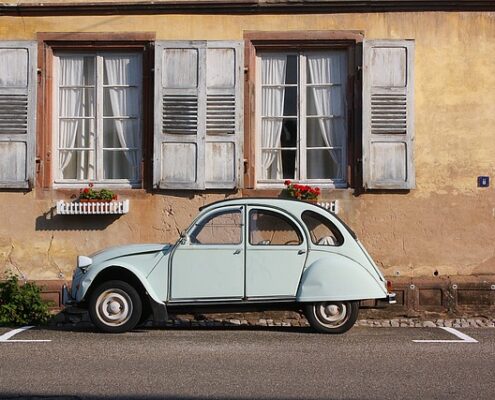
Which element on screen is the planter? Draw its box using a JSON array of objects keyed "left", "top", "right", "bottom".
[{"left": 56, "top": 199, "right": 130, "bottom": 215}]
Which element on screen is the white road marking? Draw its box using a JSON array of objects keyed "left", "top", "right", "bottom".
[
  {"left": 0, "top": 326, "right": 51, "bottom": 343},
  {"left": 413, "top": 327, "right": 478, "bottom": 343}
]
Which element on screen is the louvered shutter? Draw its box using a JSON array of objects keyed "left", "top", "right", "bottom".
[
  {"left": 154, "top": 41, "right": 243, "bottom": 190},
  {"left": 205, "top": 41, "right": 243, "bottom": 189},
  {"left": 362, "top": 40, "right": 415, "bottom": 189},
  {"left": 0, "top": 41, "right": 37, "bottom": 189}
]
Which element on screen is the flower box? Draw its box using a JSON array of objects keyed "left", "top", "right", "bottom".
[{"left": 56, "top": 199, "right": 129, "bottom": 215}]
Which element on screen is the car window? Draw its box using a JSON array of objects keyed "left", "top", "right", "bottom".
[
  {"left": 191, "top": 210, "right": 242, "bottom": 245},
  {"left": 301, "top": 211, "right": 343, "bottom": 246},
  {"left": 249, "top": 209, "right": 303, "bottom": 246}
]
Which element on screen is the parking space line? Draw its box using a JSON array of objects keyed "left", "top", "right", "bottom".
[
  {"left": 413, "top": 327, "right": 478, "bottom": 343},
  {"left": 0, "top": 326, "right": 51, "bottom": 343}
]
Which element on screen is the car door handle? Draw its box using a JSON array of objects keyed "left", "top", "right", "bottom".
[
  {"left": 233, "top": 249, "right": 241, "bottom": 255},
  {"left": 298, "top": 250, "right": 306, "bottom": 255}
]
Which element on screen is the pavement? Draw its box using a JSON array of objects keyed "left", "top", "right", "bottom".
[{"left": 1, "top": 325, "right": 494, "bottom": 399}]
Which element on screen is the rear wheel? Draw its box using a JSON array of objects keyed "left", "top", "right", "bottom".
[
  {"left": 88, "top": 280, "right": 142, "bottom": 333},
  {"left": 304, "top": 301, "right": 359, "bottom": 334}
]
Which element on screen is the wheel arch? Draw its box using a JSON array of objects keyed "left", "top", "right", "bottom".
[{"left": 84, "top": 265, "right": 167, "bottom": 323}]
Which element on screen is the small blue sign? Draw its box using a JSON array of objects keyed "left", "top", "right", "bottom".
[{"left": 477, "top": 176, "right": 490, "bottom": 188}]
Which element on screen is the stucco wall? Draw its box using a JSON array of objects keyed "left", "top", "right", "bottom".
[{"left": 0, "top": 11, "right": 494, "bottom": 281}]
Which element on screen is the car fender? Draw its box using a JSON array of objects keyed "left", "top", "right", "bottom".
[
  {"left": 296, "top": 253, "right": 387, "bottom": 302},
  {"left": 76, "top": 262, "right": 164, "bottom": 306}
]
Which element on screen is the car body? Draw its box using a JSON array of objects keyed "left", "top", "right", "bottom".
[{"left": 64, "top": 198, "right": 395, "bottom": 333}]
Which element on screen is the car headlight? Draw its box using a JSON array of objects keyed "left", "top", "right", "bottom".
[{"left": 77, "top": 255, "right": 92, "bottom": 271}]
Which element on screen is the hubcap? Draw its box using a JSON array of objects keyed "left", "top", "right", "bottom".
[
  {"left": 95, "top": 289, "right": 133, "bottom": 327},
  {"left": 314, "top": 302, "right": 350, "bottom": 328}
]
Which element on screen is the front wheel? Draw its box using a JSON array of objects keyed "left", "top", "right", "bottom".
[
  {"left": 88, "top": 280, "right": 142, "bottom": 333},
  {"left": 304, "top": 301, "right": 359, "bottom": 334}
]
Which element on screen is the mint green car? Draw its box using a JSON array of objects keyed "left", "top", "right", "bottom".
[{"left": 64, "top": 198, "right": 395, "bottom": 333}]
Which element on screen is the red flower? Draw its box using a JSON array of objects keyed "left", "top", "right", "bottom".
[
  {"left": 88, "top": 182, "right": 94, "bottom": 188},
  {"left": 284, "top": 180, "right": 291, "bottom": 186},
  {"left": 83, "top": 188, "right": 89, "bottom": 194}
]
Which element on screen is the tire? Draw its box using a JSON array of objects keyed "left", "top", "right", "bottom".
[
  {"left": 88, "top": 280, "right": 142, "bottom": 333},
  {"left": 304, "top": 301, "right": 359, "bottom": 334}
]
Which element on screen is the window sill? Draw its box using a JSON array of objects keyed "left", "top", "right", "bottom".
[{"left": 56, "top": 199, "right": 130, "bottom": 215}]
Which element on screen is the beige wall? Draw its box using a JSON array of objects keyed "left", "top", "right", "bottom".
[{"left": 0, "top": 11, "right": 494, "bottom": 281}]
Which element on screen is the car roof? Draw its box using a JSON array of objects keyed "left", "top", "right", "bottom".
[{"left": 198, "top": 197, "right": 357, "bottom": 239}]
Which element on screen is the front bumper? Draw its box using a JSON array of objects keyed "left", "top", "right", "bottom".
[{"left": 62, "top": 284, "right": 76, "bottom": 306}]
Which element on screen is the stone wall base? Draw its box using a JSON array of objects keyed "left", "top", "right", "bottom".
[{"left": 33, "top": 275, "right": 495, "bottom": 318}]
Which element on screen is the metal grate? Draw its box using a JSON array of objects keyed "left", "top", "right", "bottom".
[
  {"left": 0, "top": 94, "right": 28, "bottom": 134},
  {"left": 162, "top": 95, "right": 198, "bottom": 134},
  {"left": 206, "top": 94, "right": 235, "bottom": 134},
  {"left": 56, "top": 200, "right": 129, "bottom": 215},
  {"left": 371, "top": 94, "right": 407, "bottom": 134}
]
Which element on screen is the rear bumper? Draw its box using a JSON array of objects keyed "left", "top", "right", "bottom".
[{"left": 376, "top": 292, "right": 397, "bottom": 306}]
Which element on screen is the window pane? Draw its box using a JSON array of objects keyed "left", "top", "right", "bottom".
[
  {"left": 301, "top": 211, "right": 343, "bottom": 246},
  {"left": 103, "top": 119, "right": 139, "bottom": 149},
  {"left": 59, "top": 88, "right": 95, "bottom": 117},
  {"left": 283, "top": 86, "right": 297, "bottom": 117},
  {"left": 59, "top": 150, "right": 95, "bottom": 180},
  {"left": 103, "top": 150, "right": 139, "bottom": 180},
  {"left": 249, "top": 210, "right": 302, "bottom": 245},
  {"left": 59, "top": 56, "right": 94, "bottom": 86},
  {"left": 103, "top": 87, "right": 140, "bottom": 117},
  {"left": 306, "top": 148, "right": 342, "bottom": 180},
  {"left": 307, "top": 86, "right": 343, "bottom": 117},
  {"left": 261, "top": 55, "right": 287, "bottom": 85},
  {"left": 103, "top": 55, "right": 141, "bottom": 86},
  {"left": 59, "top": 118, "right": 95, "bottom": 149},
  {"left": 285, "top": 55, "right": 298, "bottom": 84},
  {"left": 261, "top": 87, "right": 285, "bottom": 117},
  {"left": 192, "top": 211, "right": 242, "bottom": 245},
  {"left": 306, "top": 118, "right": 345, "bottom": 148}
]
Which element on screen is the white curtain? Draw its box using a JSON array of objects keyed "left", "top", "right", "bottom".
[
  {"left": 307, "top": 53, "right": 346, "bottom": 179},
  {"left": 261, "top": 55, "right": 286, "bottom": 180},
  {"left": 59, "top": 57, "right": 84, "bottom": 178},
  {"left": 104, "top": 56, "right": 140, "bottom": 181}
]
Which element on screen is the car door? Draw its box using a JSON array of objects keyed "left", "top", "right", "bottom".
[
  {"left": 169, "top": 206, "right": 245, "bottom": 300},
  {"left": 245, "top": 206, "right": 308, "bottom": 298}
]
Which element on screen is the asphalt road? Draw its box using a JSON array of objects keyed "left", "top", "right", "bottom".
[{"left": 0, "top": 325, "right": 494, "bottom": 400}]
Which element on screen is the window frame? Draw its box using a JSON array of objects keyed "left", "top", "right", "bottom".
[
  {"left": 243, "top": 31, "right": 363, "bottom": 192},
  {"left": 255, "top": 50, "right": 349, "bottom": 187},
  {"left": 52, "top": 51, "right": 143, "bottom": 187},
  {"left": 36, "top": 33, "right": 154, "bottom": 190}
]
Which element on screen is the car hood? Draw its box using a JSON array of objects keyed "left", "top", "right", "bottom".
[{"left": 89, "top": 243, "right": 172, "bottom": 265}]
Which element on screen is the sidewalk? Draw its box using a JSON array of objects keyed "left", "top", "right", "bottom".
[{"left": 51, "top": 308, "right": 495, "bottom": 329}]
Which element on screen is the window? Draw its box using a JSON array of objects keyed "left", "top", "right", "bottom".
[
  {"left": 249, "top": 209, "right": 302, "bottom": 245},
  {"left": 301, "top": 210, "right": 343, "bottom": 246},
  {"left": 53, "top": 52, "right": 142, "bottom": 185},
  {"left": 256, "top": 50, "right": 348, "bottom": 187},
  {"left": 191, "top": 210, "right": 242, "bottom": 245}
]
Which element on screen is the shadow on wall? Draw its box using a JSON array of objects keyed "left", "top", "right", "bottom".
[{"left": 35, "top": 206, "right": 123, "bottom": 231}]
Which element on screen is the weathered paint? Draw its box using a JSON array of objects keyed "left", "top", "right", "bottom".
[{"left": 0, "top": 11, "right": 494, "bottom": 284}]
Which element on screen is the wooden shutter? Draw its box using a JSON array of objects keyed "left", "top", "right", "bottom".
[
  {"left": 154, "top": 41, "right": 243, "bottom": 190},
  {"left": 362, "top": 40, "right": 415, "bottom": 189},
  {"left": 205, "top": 41, "right": 243, "bottom": 189},
  {"left": 0, "top": 41, "right": 37, "bottom": 189}
]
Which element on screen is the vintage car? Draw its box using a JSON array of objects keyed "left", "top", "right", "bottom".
[{"left": 63, "top": 198, "right": 395, "bottom": 334}]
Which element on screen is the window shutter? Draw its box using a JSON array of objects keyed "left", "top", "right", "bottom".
[
  {"left": 0, "top": 41, "right": 37, "bottom": 189},
  {"left": 154, "top": 41, "right": 243, "bottom": 190},
  {"left": 362, "top": 40, "right": 415, "bottom": 189},
  {"left": 205, "top": 41, "right": 243, "bottom": 189}
]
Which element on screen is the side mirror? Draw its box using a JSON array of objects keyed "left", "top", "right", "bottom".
[{"left": 180, "top": 231, "right": 191, "bottom": 245}]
